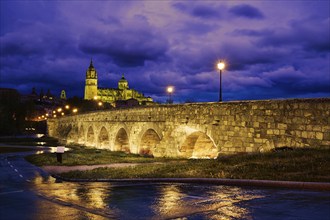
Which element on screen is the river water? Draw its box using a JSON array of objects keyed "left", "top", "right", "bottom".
[
  {"left": 1, "top": 150, "right": 329, "bottom": 220},
  {"left": 33, "top": 179, "right": 330, "bottom": 220}
]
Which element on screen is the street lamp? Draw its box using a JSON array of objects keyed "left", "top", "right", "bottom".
[
  {"left": 217, "top": 61, "right": 226, "bottom": 102},
  {"left": 167, "top": 86, "right": 174, "bottom": 104}
]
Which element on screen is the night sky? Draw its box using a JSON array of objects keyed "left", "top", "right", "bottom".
[{"left": 0, "top": 1, "right": 329, "bottom": 103}]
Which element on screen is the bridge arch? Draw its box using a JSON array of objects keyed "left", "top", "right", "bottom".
[
  {"left": 98, "top": 126, "right": 109, "bottom": 149},
  {"left": 86, "top": 126, "right": 95, "bottom": 147},
  {"left": 114, "top": 127, "right": 130, "bottom": 153},
  {"left": 179, "top": 131, "right": 218, "bottom": 159},
  {"left": 139, "top": 129, "right": 161, "bottom": 156}
]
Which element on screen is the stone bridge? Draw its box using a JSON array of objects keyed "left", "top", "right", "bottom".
[{"left": 47, "top": 98, "right": 330, "bottom": 158}]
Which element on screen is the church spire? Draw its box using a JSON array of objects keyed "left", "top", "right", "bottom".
[{"left": 89, "top": 58, "right": 94, "bottom": 68}]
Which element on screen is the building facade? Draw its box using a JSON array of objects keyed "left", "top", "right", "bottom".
[{"left": 84, "top": 60, "right": 153, "bottom": 105}]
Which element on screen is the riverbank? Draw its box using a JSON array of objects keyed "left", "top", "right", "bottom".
[{"left": 25, "top": 146, "right": 330, "bottom": 183}]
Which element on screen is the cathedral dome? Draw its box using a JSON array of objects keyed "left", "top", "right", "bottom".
[
  {"left": 118, "top": 74, "right": 129, "bottom": 90},
  {"left": 119, "top": 75, "right": 127, "bottom": 82}
]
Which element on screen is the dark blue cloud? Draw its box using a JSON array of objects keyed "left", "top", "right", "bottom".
[
  {"left": 229, "top": 4, "right": 264, "bottom": 19},
  {"left": 178, "top": 21, "right": 217, "bottom": 35},
  {"left": 255, "top": 18, "right": 330, "bottom": 53},
  {"left": 173, "top": 2, "right": 222, "bottom": 19},
  {"left": 230, "top": 29, "right": 273, "bottom": 37},
  {"left": 79, "top": 29, "right": 168, "bottom": 67}
]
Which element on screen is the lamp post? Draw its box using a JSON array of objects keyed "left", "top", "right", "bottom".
[
  {"left": 217, "top": 61, "right": 225, "bottom": 102},
  {"left": 167, "top": 86, "right": 174, "bottom": 104}
]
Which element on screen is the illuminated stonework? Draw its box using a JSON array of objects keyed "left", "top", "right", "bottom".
[
  {"left": 84, "top": 59, "right": 153, "bottom": 105},
  {"left": 48, "top": 98, "right": 330, "bottom": 159}
]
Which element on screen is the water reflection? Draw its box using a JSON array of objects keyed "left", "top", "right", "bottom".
[
  {"left": 153, "top": 184, "right": 183, "bottom": 217},
  {"left": 150, "top": 184, "right": 263, "bottom": 219},
  {"left": 35, "top": 146, "right": 71, "bottom": 154},
  {"left": 29, "top": 177, "right": 330, "bottom": 220}
]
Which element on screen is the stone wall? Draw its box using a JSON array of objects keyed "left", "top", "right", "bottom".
[{"left": 48, "top": 98, "right": 330, "bottom": 158}]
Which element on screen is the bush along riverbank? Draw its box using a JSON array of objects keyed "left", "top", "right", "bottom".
[{"left": 25, "top": 146, "right": 330, "bottom": 182}]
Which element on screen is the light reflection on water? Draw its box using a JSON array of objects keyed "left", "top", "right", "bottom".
[
  {"left": 32, "top": 178, "right": 330, "bottom": 220},
  {"left": 35, "top": 146, "right": 71, "bottom": 154}
]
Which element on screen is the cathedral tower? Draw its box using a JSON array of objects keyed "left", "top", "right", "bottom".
[{"left": 84, "top": 59, "right": 98, "bottom": 100}]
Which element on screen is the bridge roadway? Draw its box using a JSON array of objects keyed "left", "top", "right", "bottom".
[{"left": 48, "top": 98, "right": 330, "bottom": 158}]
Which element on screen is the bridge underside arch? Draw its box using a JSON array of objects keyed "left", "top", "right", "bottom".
[
  {"left": 180, "top": 131, "right": 218, "bottom": 159},
  {"left": 114, "top": 128, "right": 130, "bottom": 153},
  {"left": 98, "top": 127, "right": 109, "bottom": 148},
  {"left": 86, "top": 126, "right": 95, "bottom": 147},
  {"left": 139, "top": 129, "right": 161, "bottom": 156}
]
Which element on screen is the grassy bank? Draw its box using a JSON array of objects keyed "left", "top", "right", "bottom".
[
  {"left": 25, "top": 145, "right": 179, "bottom": 166},
  {"left": 26, "top": 146, "right": 330, "bottom": 182}
]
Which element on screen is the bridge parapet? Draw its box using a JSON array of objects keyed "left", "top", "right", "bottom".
[{"left": 48, "top": 98, "right": 330, "bottom": 158}]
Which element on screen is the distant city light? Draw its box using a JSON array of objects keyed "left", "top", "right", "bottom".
[
  {"left": 93, "top": 96, "right": 98, "bottom": 100},
  {"left": 57, "top": 108, "right": 62, "bottom": 112},
  {"left": 65, "top": 105, "right": 70, "bottom": 109},
  {"left": 72, "top": 108, "right": 78, "bottom": 113},
  {"left": 98, "top": 102, "right": 103, "bottom": 106},
  {"left": 61, "top": 112, "right": 64, "bottom": 116},
  {"left": 53, "top": 115, "right": 57, "bottom": 118}
]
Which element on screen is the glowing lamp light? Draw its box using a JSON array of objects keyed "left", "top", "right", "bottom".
[
  {"left": 57, "top": 108, "right": 62, "bottom": 112},
  {"left": 93, "top": 96, "right": 98, "bottom": 100},
  {"left": 98, "top": 102, "right": 103, "bottom": 106},
  {"left": 166, "top": 86, "right": 174, "bottom": 104},
  {"left": 72, "top": 108, "right": 78, "bottom": 113},
  {"left": 65, "top": 105, "right": 70, "bottom": 109},
  {"left": 167, "top": 86, "right": 174, "bottom": 94},
  {"left": 217, "top": 61, "right": 225, "bottom": 70},
  {"left": 53, "top": 115, "right": 57, "bottom": 118},
  {"left": 61, "top": 112, "right": 64, "bottom": 116},
  {"left": 216, "top": 60, "right": 226, "bottom": 102}
]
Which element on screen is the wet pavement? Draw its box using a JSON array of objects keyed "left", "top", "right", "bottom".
[{"left": 1, "top": 150, "right": 330, "bottom": 220}]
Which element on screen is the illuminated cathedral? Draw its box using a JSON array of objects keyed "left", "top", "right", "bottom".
[{"left": 84, "top": 60, "right": 153, "bottom": 105}]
